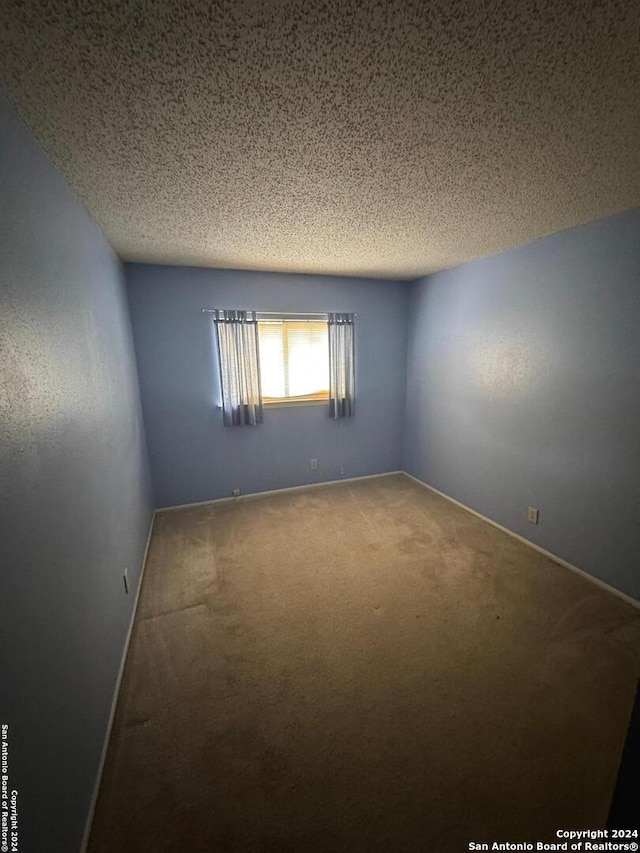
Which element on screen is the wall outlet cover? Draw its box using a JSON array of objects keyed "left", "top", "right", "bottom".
[
  {"left": 310, "top": 458, "right": 318, "bottom": 470},
  {"left": 123, "top": 568, "right": 129, "bottom": 594},
  {"left": 527, "top": 507, "right": 539, "bottom": 524},
  {"left": 232, "top": 489, "right": 241, "bottom": 497}
]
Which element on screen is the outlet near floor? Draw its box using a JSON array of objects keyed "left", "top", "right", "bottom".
[
  {"left": 310, "top": 459, "right": 318, "bottom": 470},
  {"left": 527, "top": 507, "right": 539, "bottom": 524}
]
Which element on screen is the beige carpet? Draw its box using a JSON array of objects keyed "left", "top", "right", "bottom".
[{"left": 88, "top": 474, "right": 640, "bottom": 853}]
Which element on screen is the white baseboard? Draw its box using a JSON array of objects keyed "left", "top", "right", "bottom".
[
  {"left": 402, "top": 471, "right": 640, "bottom": 611},
  {"left": 157, "top": 470, "right": 404, "bottom": 513},
  {"left": 80, "top": 509, "right": 157, "bottom": 853}
]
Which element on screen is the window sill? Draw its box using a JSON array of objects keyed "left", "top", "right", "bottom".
[
  {"left": 216, "top": 400, "right": 328, "bottom": 411},
  {"left": 264, "top": 399, "right": 328, "bottom": 408}
]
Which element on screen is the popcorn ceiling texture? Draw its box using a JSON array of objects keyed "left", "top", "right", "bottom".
[{"left": 1, "top": 0, "right": 639, "bottom": 279}]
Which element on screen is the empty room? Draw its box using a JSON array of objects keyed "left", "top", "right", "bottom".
[{"left": 1, "top": 1, "right": 639, "bottom": 851}]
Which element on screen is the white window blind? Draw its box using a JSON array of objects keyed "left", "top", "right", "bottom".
[{"left": 258, "top": 319, "right": 329, "bottom": 403}]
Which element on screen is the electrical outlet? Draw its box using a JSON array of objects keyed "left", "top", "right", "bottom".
[
  {"left": 310, "top": 458, "right": 318, "bottom": 470},
  {"left": 527, "top": 507, "right": 539, "bottom": 524},
  {"left": 232, "top": 489, "right": 241, "bottom": 497},
  {"left": 123, "top": 568, "right": 129, "bottom": 594}
]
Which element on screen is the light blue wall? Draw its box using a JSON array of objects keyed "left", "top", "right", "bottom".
[
  {"left": 126, "top": 264, "right": 408, "bottom": 508},
  {"left": 404, "top": 208, "right": 640, "bottom": 600},
  {"left": 0, "top": 91, "right": 153, "bottom": 852}
]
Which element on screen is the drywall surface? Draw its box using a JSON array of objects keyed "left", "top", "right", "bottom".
[
  {"left": 126, "top": 264, "right": 408, "bottom": 507},
  {"left": 0, "top": 90, "right": 153, "bottom": 852},
  {"left": 404, "top": 207, "right": 640, "bottom": 600}
]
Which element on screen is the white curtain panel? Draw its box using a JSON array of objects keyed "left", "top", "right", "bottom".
[
  {"left": 328, "top": 313, "right": 355, "bottom": 418},
  {"left": 213, "top": 310, "right": 264, "bottom": 426}
]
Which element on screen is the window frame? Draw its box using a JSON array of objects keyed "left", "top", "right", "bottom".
[{"left": 257, "top": 313, "right": 330, "bottom": 407}]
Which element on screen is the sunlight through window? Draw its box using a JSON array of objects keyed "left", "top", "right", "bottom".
[{"left": 258, "top": 319, "right": 329, "bottom": 403}]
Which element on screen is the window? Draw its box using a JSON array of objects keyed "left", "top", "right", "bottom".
[{"left": 257, "top": 317, "right": 329, "bottom": 404}]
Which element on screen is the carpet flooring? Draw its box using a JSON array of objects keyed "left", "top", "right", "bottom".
[{"left": 88, "top": 474, "right": 640, "bottom": 853}]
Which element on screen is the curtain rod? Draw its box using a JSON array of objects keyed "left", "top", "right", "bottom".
[{"left": 201, "top": 309, "right": 357, "bottom": 316}]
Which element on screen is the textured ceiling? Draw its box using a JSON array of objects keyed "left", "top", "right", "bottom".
[{"left": 1, "top": 0, "right": 640, "bottom": 279}]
